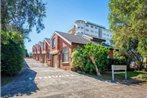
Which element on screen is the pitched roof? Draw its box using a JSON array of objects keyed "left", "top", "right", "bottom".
[
  {"left": 44, "top": 38, "right": 50, "bottom": 46},
  {"left": 45, "top": 38, "right": 50, "bottom": 43},
  {"left": 55, "top": 31, "right": 91, "bottom": 45},
  {"left": 55, "top": 31, "right": 113, "bottom": 48}
]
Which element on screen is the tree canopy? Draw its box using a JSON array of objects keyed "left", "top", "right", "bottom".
[
  {"left": 109, "top": 0, "right": 147, "bottom": 64},
  {"left": 1, "top": 0, "right": 46, "bottom": 75},
  {"left": 1, "top": 0, "right": 46, "bottom": 38},
  {"left": 109, "top": 0, "right": 147, "bottom": 37}
]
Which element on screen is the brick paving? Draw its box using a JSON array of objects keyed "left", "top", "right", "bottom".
[{"left": 1, "top": 58, "right": 147, "bottom": 98}]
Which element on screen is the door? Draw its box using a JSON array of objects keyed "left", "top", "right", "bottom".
[{"left": 53, "top": 54, "right": 59, "bottom": 68}]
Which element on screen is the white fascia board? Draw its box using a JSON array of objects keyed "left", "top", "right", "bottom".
[{"left": 44, "top": 40, "right": 50, "bottom": 46}]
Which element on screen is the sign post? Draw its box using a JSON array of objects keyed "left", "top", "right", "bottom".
[{"left": 111, "top": 65, "right": 127, "bottom": 81}]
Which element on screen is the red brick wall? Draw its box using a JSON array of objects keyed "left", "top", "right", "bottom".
[
  {"left": 109, "top": 49, "right": 113, "bottom": 59},
  {"left": 33, "top": 33, "right": 114, "bottom": 70},
  {"left": 49, "top": 34, "right": 77, "bottom": 70},
  {"left": 58, "top": 36, "right": 72, "bottom": 70}
]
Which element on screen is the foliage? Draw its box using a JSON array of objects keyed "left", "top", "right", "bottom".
[
  {"left": 25, "top": 49, "right": 30, "bottom": 57},
  {"left": 113, "top": 51, "right": 126, "bottom": 60},
  {"left": 1, "top": 0, "right": 46, "bottom": 38},
  {"left": 109, "top": 0, "right": 147, "bottom": 66},
  {"left": 136, "top": 74, "right": 147, "bottom": 80},
  {"left": 1, "top": 0, "right": 46, "bottom": 76},
  {"left": 1, "top": 32, "right": 25, "bottom": 75},
  {"left": 71, "top": 43, "right": 109, "bottom": 75},
  {"left": 71, "top": 47, "right": 84, "bottom": 68},
  {"left": 109, "top": 0, "right": 147, "bottom": 38},
  {"left": 138, "top": 38, "right": 147, "bottom": 57},
  {"left": 112, "top": 51, "right": 127, "bottom": 65}
]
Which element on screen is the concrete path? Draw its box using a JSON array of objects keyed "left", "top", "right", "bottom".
[{"left": 1, "top": 58, "right": 147, "bottom": 98}]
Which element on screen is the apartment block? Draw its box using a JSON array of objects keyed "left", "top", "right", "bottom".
[{"left": 68, "top": 20, "right": 113, "bottom": 45}]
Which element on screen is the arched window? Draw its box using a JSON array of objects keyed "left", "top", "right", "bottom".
[{"left": 62, "top": 47, "right": 69, "bottom": 62}]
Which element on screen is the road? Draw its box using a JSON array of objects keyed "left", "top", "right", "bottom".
[{"left": 1, "top": 58, "right": 147, "bottom": 98}]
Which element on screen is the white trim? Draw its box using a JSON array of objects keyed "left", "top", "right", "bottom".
[
  {"left": 55, "top": 32, "right": 72, "bottom": 45},
  {"left": 50, "top": 50, "right": 59, "bottom": 54},
  {"left": 50, "top": 33, "right": 56, "bottom": 42},
  {"left": 82, "top": 35, "right": 93, "bottom": 41},
  {"left": 44, "top": 40, "right": 50, "bottom": 46},
  {"left": 62, "top": 62, "right": 69, "bottom": 63}
]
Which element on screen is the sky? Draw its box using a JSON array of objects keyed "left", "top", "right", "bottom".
[{"left": 25, "top": 0, "right": 110, "bottom": 53}]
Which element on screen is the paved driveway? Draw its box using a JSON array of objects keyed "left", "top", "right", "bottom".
[{"left": 1, "top": 58, "right": 147, "bottom": 98}]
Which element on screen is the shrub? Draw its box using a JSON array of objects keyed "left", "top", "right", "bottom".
[
  {"left": 1, "top": 32, "right": 25, "bottom": 75},
  {"left": 71, "top": 43, "right": 109, "bottom": 75}
]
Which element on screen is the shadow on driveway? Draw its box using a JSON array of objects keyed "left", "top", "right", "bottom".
[{"left": 1, "top": 61, "right": 39, "bottom": 97}]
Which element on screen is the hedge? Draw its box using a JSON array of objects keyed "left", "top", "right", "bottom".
[{"left": 1, "top": 32, "right": 25, "bottom": 75}]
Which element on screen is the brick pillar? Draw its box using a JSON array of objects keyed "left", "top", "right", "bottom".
[{"left": 109, "top": 49, "right": 113, "bottom": 59}]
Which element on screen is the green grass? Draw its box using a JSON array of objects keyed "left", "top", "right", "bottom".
[
  {"left": 127, "top": 71, "right": 147, "bottom": 78},
  {"left": 77, "top": 70, "right": 147, "bottom": 81}
]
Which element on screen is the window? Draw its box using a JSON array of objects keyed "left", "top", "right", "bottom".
[
  {"left": 78, "top": 26, "right": 80, "bottom": 29},
  {"left": 86, "top": 29, "right": 89, "bottom": 31},
  {"left": 95, "top": 27, "right": 97, "bottom": 29},
  {"left": 91, "top": 30, "right": 93, "bottom": 32},
  {"left": 91, "top": 26, "right": 93, "bottom": 28},
  {"left": 52, "top": 38, "right": 56, "bottom": 48},
  {"left": 48, "top": 52, "right": 51, "bottom": 60},
  {"left": 81, "top": 27, "right": 83, "bottom": 29},
  {"left": 62, "top": 47, "right": 69, "bottom": 62},
  {"left": 86, "top": 24, "right": 89, "bottom": 27}
]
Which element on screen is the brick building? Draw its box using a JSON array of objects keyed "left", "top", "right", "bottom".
[
  {"left": 42, "top": 38, "right": 50, "bottom": 65},
  {"left": 32, "top": 31, "right": 113, "bottom": 70}
]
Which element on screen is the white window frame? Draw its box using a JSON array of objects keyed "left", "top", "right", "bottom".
[{"left": 62, "top": 47, "right": 69, "bottom": 63}]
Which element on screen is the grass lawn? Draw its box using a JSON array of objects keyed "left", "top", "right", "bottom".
[
  {"left": 1, "top": 75, "right": 16, "bottom": 86},
  {"left": 127, "top": 71, "right": 147, "bottom": 78},
  {"left": 78, "top": 70, "right": 147, "bottom": 81}
]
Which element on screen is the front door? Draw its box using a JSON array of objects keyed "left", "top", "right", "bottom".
[{"left": 53, "top": 54, "right": 59, "bottom": 68}]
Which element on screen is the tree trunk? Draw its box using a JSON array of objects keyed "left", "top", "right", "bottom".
[{"left": 90, "top": 56, "right": 101, "bottom": 76}]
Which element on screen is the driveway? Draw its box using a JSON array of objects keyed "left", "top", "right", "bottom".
[{"left": 1, "top": 58, "right": 147, "bottom": 98}]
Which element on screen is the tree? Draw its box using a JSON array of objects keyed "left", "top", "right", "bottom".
[
  {"left": 1, "top": 0, "right": 46, "bottom": 38},
  {"left": 1, "top": 0, "right": 46, "bottom": 75},
  {"left": 1, "top": 32, "right": 25, "bottom": 75},
  {"left": 25, "top": 49, "right": 29, "bottom": 57},
  {"left": 109, "top": 0, "right": 147, "bottom": 66},
  {"left": 71, "top": 43, "right": 109, "bottom": 76},
  {"left": 138, "top": 38, "right": 147, "bottom": 57}
]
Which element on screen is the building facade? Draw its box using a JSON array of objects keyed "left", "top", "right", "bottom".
[
  {"left": 68, "top": 20, "right": 113, "bottom": 45},
  {"left": 32, "top": 31, "right": 114, "bottom": 70},
  {"left": 42, "top": 38, "right": 50, "bottom": 64},
  {"left": 32, "top": 45, "right": 37, "bottom": 59}
]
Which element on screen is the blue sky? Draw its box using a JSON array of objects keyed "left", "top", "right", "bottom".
[{"left": 25, "top": 0, "right": 110, "bottom": 53}]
